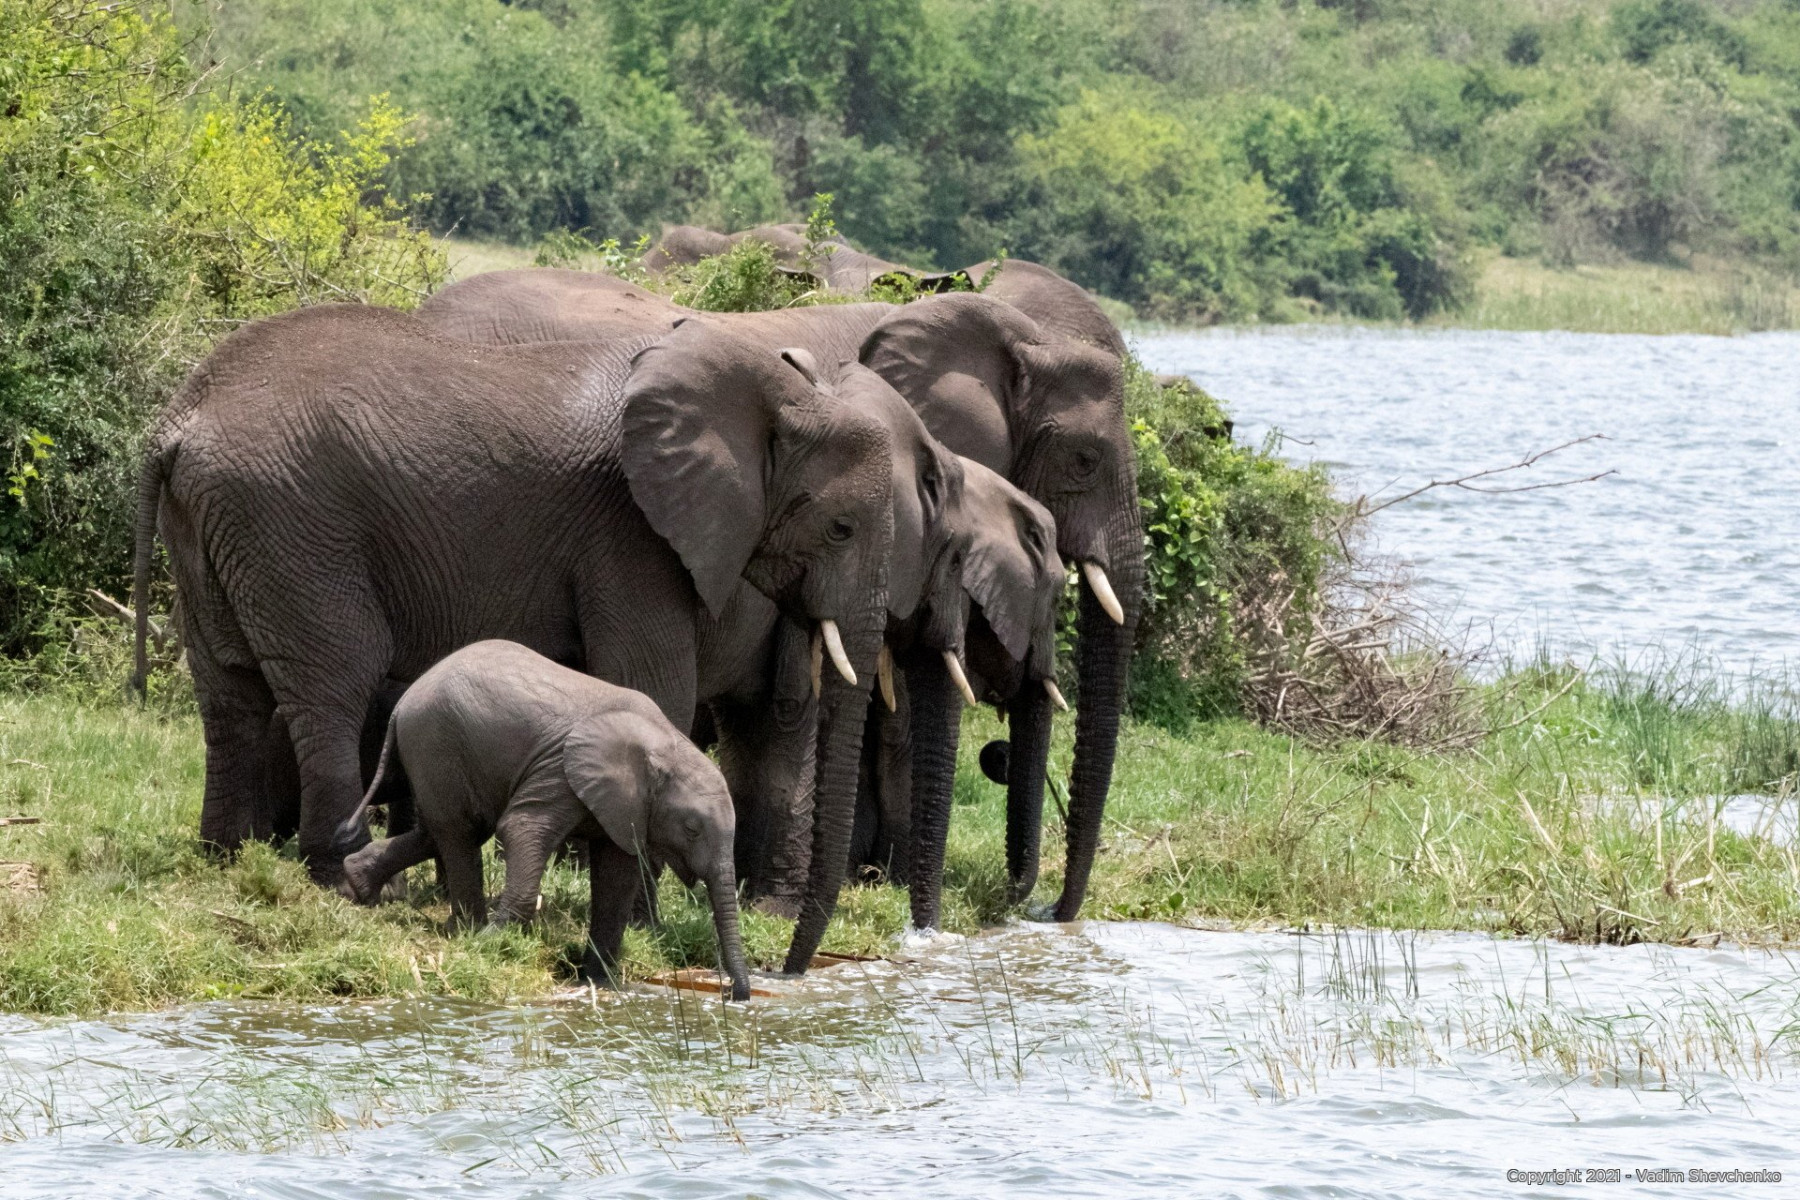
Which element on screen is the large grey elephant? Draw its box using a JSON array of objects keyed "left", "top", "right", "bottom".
[
  {"left": 418, "top": 268, "right": 1143, "bottom": 928},
  {"left": 339, "top": 640, "right": 751, "bottom": 1000},
  {"left": 130, "top": 308, "right": 902, "bottom": 973}
]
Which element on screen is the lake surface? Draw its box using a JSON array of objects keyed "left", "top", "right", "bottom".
[
  {"left": 1137, "top": 328, "right": 1800, "bottom": 681},
  {"left": 3, "top": 922, "right": 1797, "bottom": 1199}
]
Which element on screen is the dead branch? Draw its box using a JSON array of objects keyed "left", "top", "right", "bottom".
[{"left": 1356, "top": 435, "right": 1616, "bottom": 519}]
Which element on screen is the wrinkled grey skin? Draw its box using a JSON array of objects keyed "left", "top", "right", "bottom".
[
  {"left": 420, "top": 268, "right": 1142, "bottom": 924},
  {"left": 339, "top": 641, "right": 751, "bottom": 1001},
  {"left": 132, "top": 309, "right": 896, "bottom": 930},
  {"left": 853, "top": 460, "right": 1065, "bottom": 931}
]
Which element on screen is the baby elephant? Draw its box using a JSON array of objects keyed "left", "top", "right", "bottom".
[{"left": 338, "top": 640, "right": 750, "bottom": 1000}]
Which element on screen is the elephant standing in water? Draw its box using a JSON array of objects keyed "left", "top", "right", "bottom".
[
  {"left": 339, "top": 640, "right": 751, "bottom": 1001},
  {"left": 420, "top": 266, "right": 1143, "bottom": 927},
  {"left": 132, "top": 310, "right": 900, "bottom": 977}
]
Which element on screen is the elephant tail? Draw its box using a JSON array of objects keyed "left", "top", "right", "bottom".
[
  {"left": 337, "top": 716, "right": 401, "bottom": 850},
  {"left": 130, "top": 445, "right": 172, "bottom": 699}
]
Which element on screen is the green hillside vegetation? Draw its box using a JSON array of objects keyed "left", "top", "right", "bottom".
[{"left": 194, "top": 0, "right": 1800, "bottom": 323}]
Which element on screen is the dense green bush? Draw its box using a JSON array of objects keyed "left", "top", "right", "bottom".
[
  {"left": 1123, "top": 366, "right": 1342, "bottom": 729},
  {"left": 0, "top": 2, "right": 442, "bottom": 656}
]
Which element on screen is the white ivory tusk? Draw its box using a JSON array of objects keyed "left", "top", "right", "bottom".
[
  {"left": 1082, "top": 561, "right": 1125, "bottom": 625},
  {"left": 877, "top": 645, "right": 897, "bottom": 712},
  {"left": 821, "top": 619, "right": 857, "bottom": 686},
  {"left": 943, "top": 651, "right": 978, "bottom": 707},
  {"left": 810, "top": 625, "right": 823, "bottom": 700},
  {"left": 1044, "top": 679, "right": 1069, "bottom": 711}
]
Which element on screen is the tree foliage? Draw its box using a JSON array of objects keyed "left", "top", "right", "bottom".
[{"left": 0, "top": 1, "right": 443, "bottom": 653}]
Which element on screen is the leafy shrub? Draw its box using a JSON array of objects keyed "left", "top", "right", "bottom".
[
  {"left": 1124, "top": 366, "right": 1343, "bottom": 728},
  {"left": 0, "top": 3, "right": 442, "bottom": 658},
  {"left": 1237, "top": 97, "right": 1467, "bottom": 319},
  {"left": 1613, "top": 0, "right": 1747, "bottom": 67},
  {"left": 1481, "top": 62, "right": 1736, "bottom": 262},
  {"left": 1016, "top": 93, "right": 1279, "bottom": 321}
]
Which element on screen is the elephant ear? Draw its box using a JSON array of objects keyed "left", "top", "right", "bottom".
[
  {"left": 563, "top": 713, "right": 664, "bottom": 857},
  {"left": 622, "top": 321, "right": 821, "bottom": 618},
  {"left": 858, "top": 294, "right": 1043, "bottom": 468},
  {"left": 960, "top": 466, "right": 1057, "bottom": 662}
]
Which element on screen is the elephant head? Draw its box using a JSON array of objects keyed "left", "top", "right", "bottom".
[
  {"left": 565, "top": 708, "right": 751, "bottom": 1001},
  {"left": 903, "top": 457, "right": 1067, "bottom": 930},
  {"left": 860, "top": 293, "right": 1142, "bottom": 921},
  {"left": 621, "top": 321, "right": 894, "bottom": 673},
  {"left": 620, "top": 321, "right": 895, "bottom": 975}
]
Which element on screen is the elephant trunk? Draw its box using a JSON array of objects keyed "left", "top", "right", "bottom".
[
  {"left": 1004, "top": 677, "right": 1053, "bottom": 905},
  {"left": 783, "top": 624, "right": 880, "bottom": 974},
  {"left": 707, "top": 857, "right": 752, "bottom": 1001},
  {"left": 1056, "top": 524, "right": 1142, "bottom": 922},
  {"left": 904, "top": 648, "right": 962, "bottom": 931}
]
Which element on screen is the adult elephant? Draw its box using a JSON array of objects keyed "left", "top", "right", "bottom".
[
  {"left": 130, "top": 308, "right": 902, "bottom": 969},
  {"left": 420, "top": 269, "right": 1143, "bottom": 925}
]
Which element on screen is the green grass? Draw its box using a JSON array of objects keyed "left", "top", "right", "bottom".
[
  {"left": 1436, "top": 253, "right": 1800, "bottom": 336},
  {"left": 1, "top": 658, "right": 1796, "bottom": 1015}
]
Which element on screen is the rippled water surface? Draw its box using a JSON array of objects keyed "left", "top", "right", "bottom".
[
  {"left": 1137, "top": 329, "right": 1800, "bottom": 676},
  {"left": 4, "top": 923, "right": 1798, "bottom": 1198}
]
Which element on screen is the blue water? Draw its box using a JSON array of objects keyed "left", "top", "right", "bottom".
[{"left": 1138, "top": 328, "right": 1800, "bottom": 680}]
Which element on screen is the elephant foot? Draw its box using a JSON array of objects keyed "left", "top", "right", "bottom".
[{"left": 337, "top": 848, "right": 382, "bottom": 906}]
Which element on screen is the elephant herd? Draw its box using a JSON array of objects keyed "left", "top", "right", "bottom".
[{"left": 130, "top": 227, "right": 1143, "bottom": 992}]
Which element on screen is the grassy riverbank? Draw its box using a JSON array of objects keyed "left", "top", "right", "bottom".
[{"left": 2, "top": 661, "right": 1795, "bottom": 1016}]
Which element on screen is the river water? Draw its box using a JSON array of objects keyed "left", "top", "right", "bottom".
[
  {"left": 6, "top": 331, "right": 1800, "bottom": 1195},
  {"left": 2, "top": 922, "right": 1797, "bottom": 1198},
  {"left": 1137, "top": 329, "right": 1800, "bottom": 680}
]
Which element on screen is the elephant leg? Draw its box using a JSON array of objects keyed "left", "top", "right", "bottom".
[
  {"left": 581, "top": 838, "right": 647, "bottom": 987},
  {"left": 341, "top": 827, "right": 435, "bottom": 906},
  {"left": 279, "top": 703, "right": 382, "bottom": 886},
  {"left": 189, "top": 652, "right": 277, "bottom": 857},
  {"left": 864, "top": 667, "right": 912, "bottom": 883},
  {"left": 164, "top": 503, "right": 272, "bottom": 856},
  {"left": 491, "top": 776, "right": 584, "bottom": 927},
  {"left": 263, "top": 709, "right": 302, "bottom": 846},
  {"left": 437, "top": 834, "right": 488, "bottom": 931},
  {"left": 628, "top": 857, "right": 663, "bottom": 929}
]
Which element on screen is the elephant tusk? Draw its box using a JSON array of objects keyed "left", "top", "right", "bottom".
[
  {"left": 1082, "top": 561, "right": 1125, "bottom": 626},
  {"left": 810, "top": 625, "right": 823, "bottom": 700},
  {"left": 1044, "top": 679, "right": 1069, "bottom": 711},
  {"left": 820, "top": 619, "right": 857, "bottom": 686},
  {"left": 943, "top": 651, "right": 978, "bottom": 707},
  {"left": 877, "top": 645, "right": 897, "bottom": 712}
]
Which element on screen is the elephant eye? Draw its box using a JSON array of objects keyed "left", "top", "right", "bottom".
[
  {"left": 1069, "top": 447, "right": 1100, "bottom": 481},
  {"left": 683, "top": 816, "right": 703, "bottom": 840},
  {"left": 773, "top": 697, "right": 803, "bottom": 725},
  {"left": 828, "top": 517, "right": 856, "bottom": 544}
]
